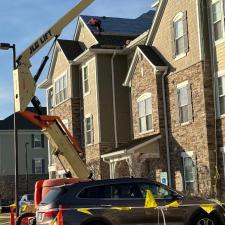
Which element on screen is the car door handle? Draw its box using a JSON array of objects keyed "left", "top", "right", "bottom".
[{"left": 100, "top": 204, "right": 112, "bottom": 208}]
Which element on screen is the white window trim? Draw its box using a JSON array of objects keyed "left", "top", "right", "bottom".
[
  {"left": 211, "top": 0, "right": 225, "bottom": 43},
  {"left": 32, "top": 133, "right": 44, "bottom": 149},
  {"left": 82, "top": 63, "right": 90, "bottom": 97},
  {"left": 137, "top": 93, "right": 153, "bottom": 134},
  {"left": 84, "top": 113, "right": 94, "bottom": 146},
  {"left": 220, "top": 147, "right": 225, "bottom": 178},
  {"left": 217, "top": 71, "right": 225, "bottom": 117},
  {"left": 181, "top": 151, "right": 195, "bottom": 186},
  {"left": 173, "top": 12, "right": 187, "bottom": 59},
  {"left": 53, "top": 70, "right": 69, "bottom": 107},
  {"left": 33, "top": 158, "right": 44, "bottom": 174}
]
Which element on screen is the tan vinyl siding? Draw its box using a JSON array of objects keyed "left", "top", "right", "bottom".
[
  {"left": 153, "top": 0, "right": 201, "bottom": 71},
  {"left": 215, "top": 41, "right": 225, "bottom": 71},
  {"left": 82, "top": 57, "right": 99, "bottom": 144}
]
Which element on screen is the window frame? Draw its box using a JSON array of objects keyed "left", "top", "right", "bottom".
[
  {"left": 220, "top": 147, "right": 225, "bottom": 179},
  {"left": 172, "top": 12, "right": 188, "bottom": 59},
  {"left": 176, "top": 81, "right": 192, "bottom": 125},
  {"left": 82, "top": 65, "right": 90, "bottom": 96},
  {"left": 32, "top": 158, "right": 45, "bottom": 174},
  {"left": 217, "top": 72, "right": 225, "bottom": 116},
  {"left": 211, "top": 0, "right": 225, "bottom": 43},
  {"left": 54, "top": 71, "right": 69, "bottom": 106},
  {"left": 137, "top": 93, "right": 153, "bottom": 134},
  {"left": 84, "top": 114, "right": 94, "bottom": 146},
  {"left": 181, "top": 151, "right": 197, "bottom": 192},
  {"left": 32, "top": 133, "right": 44, "bottom": 149}
]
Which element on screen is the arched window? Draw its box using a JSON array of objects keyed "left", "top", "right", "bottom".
[
  {"left": 137, "top": 93, "right": 153, "bottom": 133},
  {"left": 171, "top": 12, "right": 188, "bottom": 58}
]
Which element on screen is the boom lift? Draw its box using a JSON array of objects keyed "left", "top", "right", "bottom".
[{"left": 13, "top": 0, "right": 95, "bottom": 179}]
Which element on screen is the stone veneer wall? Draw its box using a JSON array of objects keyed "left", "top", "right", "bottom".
[
  {"left": 166, "top": 62, "right": 215, "bottom": 196},
  {"left": 0, "top": 174, "right": 48, "bottom": 201}
]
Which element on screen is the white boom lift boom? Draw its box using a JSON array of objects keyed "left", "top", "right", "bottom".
[{"left": 12, "top": 0, "right": 95, "bottom": 179}]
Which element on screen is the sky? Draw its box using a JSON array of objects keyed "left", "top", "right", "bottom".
[{"left": 0, "top": 0, "right": 153, "bottom": 119}]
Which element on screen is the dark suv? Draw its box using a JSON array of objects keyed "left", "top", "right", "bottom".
[{"left": 36, "top": 178, "right": 225, "bottom": 225}]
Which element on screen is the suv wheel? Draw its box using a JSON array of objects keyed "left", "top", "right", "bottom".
[{"left": 193, "top": 214, "right": 218, "bottom": 225}]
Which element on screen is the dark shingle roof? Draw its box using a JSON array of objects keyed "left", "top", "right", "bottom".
[
  {"left": 57, "top": 39, "right": 84, "bottom": 61},
  {"left": 138, "top": 45, "right": 166, "bottom": 67},
  {"left": 0, "top": 107, "right": 46, "bottom": 130},
  {"left": 92, "top": 34, "right": 137, "bottom": 49},
  {"left": 81, "top": 10, "right": 155, "bottom": 36}
]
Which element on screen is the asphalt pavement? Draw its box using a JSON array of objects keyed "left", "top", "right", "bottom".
[{"left": 0, "top": 213, "right": 10, "bottom": 225}]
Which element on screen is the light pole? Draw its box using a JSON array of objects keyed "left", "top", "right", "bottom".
[
  {"left": 0, "top": 43, "right": 19, "bottom": 216},
  {"left": 25, "top": 142, "right": 29, "bottom": 194}
]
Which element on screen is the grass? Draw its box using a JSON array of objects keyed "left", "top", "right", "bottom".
[{"left": 0, "top": 213, "right": 11, "bottom": 225}]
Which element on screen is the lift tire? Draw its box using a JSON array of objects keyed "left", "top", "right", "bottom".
[{"left": 16, "top": 212, "right": 35, "bottom": 225}]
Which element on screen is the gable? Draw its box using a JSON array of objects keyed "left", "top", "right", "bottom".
[{"left": 74, "top": 17, "right": 98, "bottom": 48}]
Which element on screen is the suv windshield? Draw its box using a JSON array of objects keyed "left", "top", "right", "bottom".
[{"left": 40, "top": 189, "right": 64, "bottom": 205}]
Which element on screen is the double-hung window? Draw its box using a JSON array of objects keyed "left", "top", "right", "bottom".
[
  {"left": 176, "top": 81, "right": 193, "bottom": 124},
  {"left": 54, "top": 73, "right": 68, "bottom": 105},
  {"left": 32, "top": 158, "right": 45, "bottom": 174},
  {"left": 218, "top": 74, "right": 225, "bottom": 115},
  {"left": 85, "top": 114, "right": 93, "bottom": 145},
  {"left": 31, "top": 134, "right": 44, "bottom": 148},
  {"left": 181, "top": 152, "right": 197, "bottom": 192},
  {"left": 138, "top": 93, "right": 153, "bottom": 133},
  {"left": 171, "top": 12, "right": 188, "bottom": 58},
  {"left": 212, "top": 0, "right": 223, "bottom": 41},
  {"left": 82, "top": 65, "right": 89, "bottom": 95}
]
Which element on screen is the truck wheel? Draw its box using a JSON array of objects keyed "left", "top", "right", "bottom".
[
  {"left": 16, "top": 212, "right": 35, "bottom": 225},
  {"left": 192, "top": 214, "right": 218, "bottom": 225}
]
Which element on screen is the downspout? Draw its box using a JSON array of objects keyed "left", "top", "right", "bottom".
[
  {"left": 111, "top": 52, "right": 118, "bottom": 148},
  {"left": 162, "top": 69, "right": 172, "bottom": 187},
  {"left": 206, "top": 0, "right": 219, "bottom": 198}
]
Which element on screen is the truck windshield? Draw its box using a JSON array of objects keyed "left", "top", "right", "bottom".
[{"left": 40, "top": 189, "right": 64, "bottom": 205}]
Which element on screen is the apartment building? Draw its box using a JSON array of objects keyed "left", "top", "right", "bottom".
[
  {"left": 40, "top": 11, "right": 155, "bottom": 179},
  {"left": 0, "top": 108, "right": 48, "bottom": 200}
]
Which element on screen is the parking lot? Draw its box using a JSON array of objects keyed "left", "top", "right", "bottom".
[{"left": 0, "top": 213, "right": 10, "bottom": 225}]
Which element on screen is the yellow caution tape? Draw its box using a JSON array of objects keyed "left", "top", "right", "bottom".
[
  {"left": 145, "top": 190, "right": 157, "bottom": 208},
  {"left": 77, "top": 208, "right": 93, "bottom": 215},
  {"left": 111, "top": 207, "right": 131, "bottom": 211},
  {"left": 10, "top": 203, "right": 16, "bottom": 207},
  {"left": 21, "top": 204, "right": 28, "bottom": 212},
  {"left": 200, "top": 204, "right": 216, "bottom": 214},
  {"left": 166, "top": 201, "right": 180, "bottom": 208},
  {"left": 50, "top": 216, "right": 57, "bottom": 225}
]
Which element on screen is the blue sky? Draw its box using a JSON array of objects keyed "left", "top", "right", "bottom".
[{"left": 0, "top": 0, "right": 153, "bottom": 119}]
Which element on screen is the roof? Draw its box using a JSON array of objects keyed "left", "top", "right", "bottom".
[
  {"left": 138, "top": 45, "right": 166, "bottom": 66},
  {"left": 80, "top": 10, "right": 155, "bottom": 36},
  {"left": 115, "top": 134, "right": 160, "bottom": 151},
  {"left": 124, "top": 45, "right": 167, "bottom": 86},
  {"left": 0, "top": 107, "right": 46, "bottom": 130},
  {"left": 92, "top": 34, "right": 137, "bottom": 49},
  {"left": 57, "top": 39, "right": 84, "bottom": 61}
]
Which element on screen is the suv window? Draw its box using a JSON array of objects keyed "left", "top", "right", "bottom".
[
  {"left": 41, "top": 188, "right": 65, "bottom": 205},
  {"left": 78, "top": 183, "right": 142, "bottom": 199},
  {"left": 137, "top": 183, "right": 174, "bottom": 199}
]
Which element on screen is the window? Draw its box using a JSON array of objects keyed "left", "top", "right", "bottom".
[
  {"left": 85, "top": 115, "right": 93, "bottom": 145},
  {"left": 31, "top": 134, "right": 44, "bottom": 148},
  {"left": 138, "top": 93, "right": 153, "bottom": 133},
  {"left": 82, "top": 65, "right": 89, "bottom": 95},
  {"left": 78, "top": 183, "right": 141, "bottom": 199},
  {"left": 171, "top": 12, "right": 188, "bottom": 58},
  {"left": 32, "top": 158, "right": 45, "bottom": 174},
  {"left": 48, "top": 88, "right": 53, "bottom": 109},
  {"left": 182, "top": 152, "right": 197, "bottom": 192},
  {"left": 54, "top": 73, "right": 68, "bottom": 105},
  {"left": 176, "top": 81, "right": 193, "bottom": 124},
  {"left": 218, "top": 75, "right": 225, "bottom": 115},
  {"left": 212, "top": 0, "right": 223, "bottom": 41},
  {"left": 220, "top": 147, "right": 225, "bottom": 178},
  {"left": 137, "top": 183, "right": 175, "bottom": 199}
]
